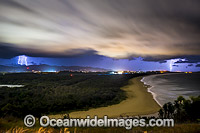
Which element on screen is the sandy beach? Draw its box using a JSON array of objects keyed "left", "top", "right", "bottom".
[{"left": 50, "top": 76, "right": 160, "bottom": 118}]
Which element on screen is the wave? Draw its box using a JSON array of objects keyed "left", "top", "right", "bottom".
[
  {"left": 0, "top": 85, "right": 24, "bottom": 88},
  {"left": 141, "top": 73, "right": 200, "bottom": 106},
  {"left": 141, "top": 76, "right": 162, "bottom": 107}
]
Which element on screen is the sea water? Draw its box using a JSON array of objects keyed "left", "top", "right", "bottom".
[{"left": 141, "top": 73, "right": 200, "bottom": 106}]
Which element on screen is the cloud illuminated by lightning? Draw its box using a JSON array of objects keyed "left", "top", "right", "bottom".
[
  {"left": 169, "top": 58, "right": 186, "bottom": 71},
  {"left": 18, "top": 55, "right": 28, "bottom": 66}
]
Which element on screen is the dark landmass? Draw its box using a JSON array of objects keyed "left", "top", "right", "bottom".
[{"left": 0, "top": 72, "right": 147, "bottom": 119}]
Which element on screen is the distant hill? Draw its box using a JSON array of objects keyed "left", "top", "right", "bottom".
[{"left": 0, "top": 64, "right": 111, "bottom": 72}]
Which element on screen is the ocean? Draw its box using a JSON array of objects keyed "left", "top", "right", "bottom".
[{"left": 141, "top": 73, "right": 200, "bottom": 106}]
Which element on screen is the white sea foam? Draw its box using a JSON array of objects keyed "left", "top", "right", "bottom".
[
  {"left": 141, "top": 73, "right": 200, "bottom": 106},
  {"left": 0, "top": 85, "right": 24, "bottom": 88},
  {"left": 141, "top": 76, "right": 162, "bottom": 107}
]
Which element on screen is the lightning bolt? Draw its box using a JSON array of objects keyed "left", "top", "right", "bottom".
[
  {"left": 18, "top": 55, "right": 28, "bottom": 66},
  {"left": 169, "top": 58, "right": 186, "bottom": 71}
]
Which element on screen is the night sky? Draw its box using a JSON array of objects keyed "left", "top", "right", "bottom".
[{"left": 0, "top": 0, "right": 200, "bottom": 71}]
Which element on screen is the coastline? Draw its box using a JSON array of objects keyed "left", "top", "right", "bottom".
[
  {"left": 140, "top": 73, "right": 200, "bottom": 106},
  {"left": 141, "top": 76, "right": 162, "bottom": 107},
  {"left": 50, "top": 76, "right": 160, "bottom": 118}
]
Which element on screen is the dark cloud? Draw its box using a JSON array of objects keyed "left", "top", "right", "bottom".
[
  {"left": 1, "top": 42, "right": 200, "bottom": 65},
  {"left": 196, "top": 64, "right": 200, "bottom": 67},
  {"left": 172, "top": 65, "right": 179, "bottom": 67},
  {"left": 0, "top": 43, "right": 22, "bottom": 58},
  {"left": 142, "top": 56, "right": 168, "bottom": 62},
  {"left": 175, "top": 56, "right": 200, "bottom": 63},
  {"left": 159, "top": 60, "right": 167, "bottom": 63},
  {"left": 0, "top": 0, "right": 35, "bottom": 13},
  {"left": 0, "top": 43, "right": 97, "bottom": 59},
  {"left": 142, "top": 55, "right": 200, "bottom": 63}
]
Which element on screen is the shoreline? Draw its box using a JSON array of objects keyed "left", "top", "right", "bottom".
[
  {"left": 50, "top": 76, "right": 160, "bottom": 118},
  {"left": 140, "top": 73, "right": 200, "bottom": 106},
  {"left": 140, "top": 76, "right": 162, "bottom": 107}
]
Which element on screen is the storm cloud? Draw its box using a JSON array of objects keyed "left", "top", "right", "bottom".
[
  {"left": 0, "top": 42, "right": 97, "bottom": 58},
  {"left": 0, "top": 0, "right": 200, "bottom": 60},
  {"left": 196, "top": 64, "right": 200, "bottom": 67}
]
